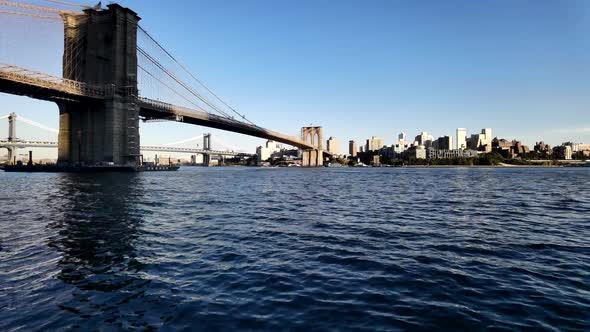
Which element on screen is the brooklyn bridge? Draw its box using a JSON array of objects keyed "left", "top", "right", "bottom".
[{"left": 0, "top": 1, "right": 332, "bottom": 168}]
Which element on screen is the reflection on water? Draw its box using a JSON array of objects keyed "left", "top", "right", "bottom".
[
  {"left": 48, "top": 174, "right": 143, "bottom": 287},
  {"left": 45, "top": 174, "right": 167, "bottom": 329},
  {"left": 1, "top": 168, "right": 590, "bottom": 330}
]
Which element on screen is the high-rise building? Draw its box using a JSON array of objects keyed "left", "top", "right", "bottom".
[
  {"left": 348, "top": 140, "right": 357, "bottom": 157},
  {"left": 456, "top": 128, "right": 467, "bottom": 150},
  {"left": 326, "top": 137, "right": 339, "bottom": 155},
  {"left": 483, "top": 128, "right": 492, "bottom": 144},
  {"left": 433, "top": 136, "right": 453, "bottom": 150},
  {"left": 565, "top": 145, "right": 573, "bottom": 160},
  {"left": 397, "top": 132, "right": 407, "bottom": 146},
  {"left": 366, "top": 136, "right": 384, "bottom": 152},
  {"left": 468, "top": 128, "right": 493, "bottom": 151},
  {"left": 414, "top": 132, "right": 433, "bottom": 147}
]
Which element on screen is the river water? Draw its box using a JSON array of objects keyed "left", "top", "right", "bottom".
[{"left": 1, "top": 167, "right": 589, "bottom": 331}]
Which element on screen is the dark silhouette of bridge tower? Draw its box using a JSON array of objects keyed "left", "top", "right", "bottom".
[{"left": 57, "top": 4, "right": 140, "bottom": 166}]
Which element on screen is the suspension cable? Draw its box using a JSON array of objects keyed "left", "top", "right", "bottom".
[
  {"left": 0, "top": 9, "right": 60, "bottom": 20},
  {"left": 138, "top": 64, "right": 211, "bottom": 115},
  {"left": 162, "top": 135, "right": 204, "bottom": 146},
  {"left": 17, "top": 115, "right": 59, "bottom": 133},
  {"left": 138, "top": 47, "right": 234, "bottom": 119},
  {"left": 138, "top": 25, "right": 256, "bottom": 125},
  {"left": 0, "top": 1, "right": 76, "bottom": 14},
  {"left": 138, "top": 47, "right": 232, "bottom": 118},
  {"left": 41, "top": 0, "right": 86, "bottom": 8}
]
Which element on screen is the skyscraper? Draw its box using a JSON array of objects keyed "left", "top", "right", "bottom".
[
  {"left": 434, "top": 136, "right": 454, "bottom": 150},
  {"left": 326, "top": 137, "right": 339, "bottom": 155},
  {"left": 456, "top": 128, "right": 467, "bottom": 150},
  {"left": 349, "top": 140, "right": 357, "bottom": 157},
  {"left": 414, "top": 132, "right": 433, "bottom": 147},
  {"left": 397, "top": 132, "right": 407, "bottom": 146},
  {"left": 366, "top": 136, "right": 384, "bottom": 152},
  {"left": 468, "top": 128, "right": 493, "bottom": 151}
]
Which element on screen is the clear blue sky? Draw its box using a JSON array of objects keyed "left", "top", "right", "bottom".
[{"left": 1, "top": 0, "right": 589, "bottom": 155}]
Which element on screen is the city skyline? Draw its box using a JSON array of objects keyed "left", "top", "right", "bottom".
[{"left": 1, "top": 0, "right": 589, "bottom": 156}]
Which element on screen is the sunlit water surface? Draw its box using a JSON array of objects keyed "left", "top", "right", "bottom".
[{"left": 1, "top": 167, "right": 589, "bottom": 331}]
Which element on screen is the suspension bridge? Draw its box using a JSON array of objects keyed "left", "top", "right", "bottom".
[
  {"left": 0, "top": 1, "right": 330, "bottom": 168},
  {"left": 0, "top": 113, "right": 252, "bottom": 165}
]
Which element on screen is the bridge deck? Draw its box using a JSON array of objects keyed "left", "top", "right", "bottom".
[{"left": 0, "top": 65, "right": 332, "bottom": 156}]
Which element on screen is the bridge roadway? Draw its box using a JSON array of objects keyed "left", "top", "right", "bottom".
[
  {"left": 0, "top": 63, "right": 332, "bottom": 156},
  {"left": 0, "top": 140, "right": 251, "bottom": 157}
]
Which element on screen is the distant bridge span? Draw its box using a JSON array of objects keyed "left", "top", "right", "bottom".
[{"left": 0, "top": 139, "right": 251, "bottom": 158}]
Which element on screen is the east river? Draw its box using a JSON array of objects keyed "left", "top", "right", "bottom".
[{"left": 1, "top": 167, "right": 589, "bottom": 330}]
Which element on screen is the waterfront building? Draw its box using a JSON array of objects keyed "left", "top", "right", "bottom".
[
  {"left": 397, "top": 132, "right": 407, "bottom": 146},
  {"left": 393, "top": 143, "right": 406, "bottom": 154},
  {"left": 406, "top": 145, "right": 426, "bottom": 159},
  {"left": 349, "top": 140, "right": 357, "bottom": 157},
  {"left": 372, "top": 155, "right": 381, "bottom": 166},
  {"left": 414, "top": 132, "right": 433, "bottom": 148},
  {"left": 366, "top": 136, "right": 384, "bottom": 152},
  {"left": 492, "top": 138, "right": 530, "bottom": 158},
  {"left": 467, "top": 128, "right": 493, "bottom": 152},
  {"left": 427, "top": 148, "right": 478, "bottom": 159},
  {"left": 271, "top": 148, "right": 300, "bottom": 160},
  {"left": 256, "top": 140, "right": 281, "bottom": 162},
  {"left": 378, "top": 145, "right": 397, "bottom": 159},
  {"left": 456, "top": 128, "right": 467, "bottom": 150},
  {"left": 564, "top": 142, "right": 590, "bottom": 155},
  {"left": 433, "top": 136, "right": 453, "bottom": 150},
  {"left": 327, "top": 137, "right": 339, "bottom": 155},
  {"left": 534, "top": 141, "right": 552, "bottom": 154}
]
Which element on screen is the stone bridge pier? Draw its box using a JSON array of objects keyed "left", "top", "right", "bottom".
[
  {"left": 57, "top": 4, "right": 140, "bottom": 167},
  {"left": 301, "top": 126, "right": 324, "bottom": 167}
]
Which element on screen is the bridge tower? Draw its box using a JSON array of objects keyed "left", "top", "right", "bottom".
[
  {"left": 6, "top": 112, "right": 17, "bottom": 163},
  {"left": 301, "top": 126, "right": 323, "bottom": 167},
  {"left": 8, "top": 112, "right": 17, "bottom": 141},
  {"left": 57, "top": 4, "right": 140, "bottom": 167},
  {"left": 203, "top": 133, "right": 211, "bottom": 166}
]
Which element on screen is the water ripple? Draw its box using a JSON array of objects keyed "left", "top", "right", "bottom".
[{"left": 1, "top": 168, "right": 589, "bottom": 330}]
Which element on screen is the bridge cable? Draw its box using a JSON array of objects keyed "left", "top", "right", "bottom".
[
  {"left": 138, "top": 48, "right": 232, "bottom": 118},
  {"left": 41, "top": 0, "right": 86, "bottom": 8},
  {"left": 138, "top": 47, "right": 234, "bottom": 119},
  {"left": 138, "top": 47, "right": 233, "bottom": 118},
  {"left": 0, "top": 1, "right": 77, "bottom": 14},
  {"left": 138, "top": 26, "right": 257, "bottom": 126},
  {"left": 138, "top": 64, "right": 212, "bottom": 115},
  {"left": 0, "top": 9, "right": 60, "bottom": 20},
  {"left": 162, "top": 135, "right": 205, "bottom": 146},
  {"left": 16, "top": 115, "right": 59, "bottom": 134}
]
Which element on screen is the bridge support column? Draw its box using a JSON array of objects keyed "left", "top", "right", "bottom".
[
  {"left": 203, "top": 153, "right": 211, "bottom": 166},
  {"left": 301, "top": 126, "right": 324, "bottom": 167},
  {"left": 6, "top": 147, "right": 16, "bottom": 165},
  {"left": 302, "top": 149, "right": 323, "bottom": 167},
  {"left": 202, "top": 133, "right": 211, "bottom": 166},
  {"left": 57, "top": 4, "right": 140, "bottom": 167},
  {"left": 8, "top": 112, "right": 16, "bottom": 141}
]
